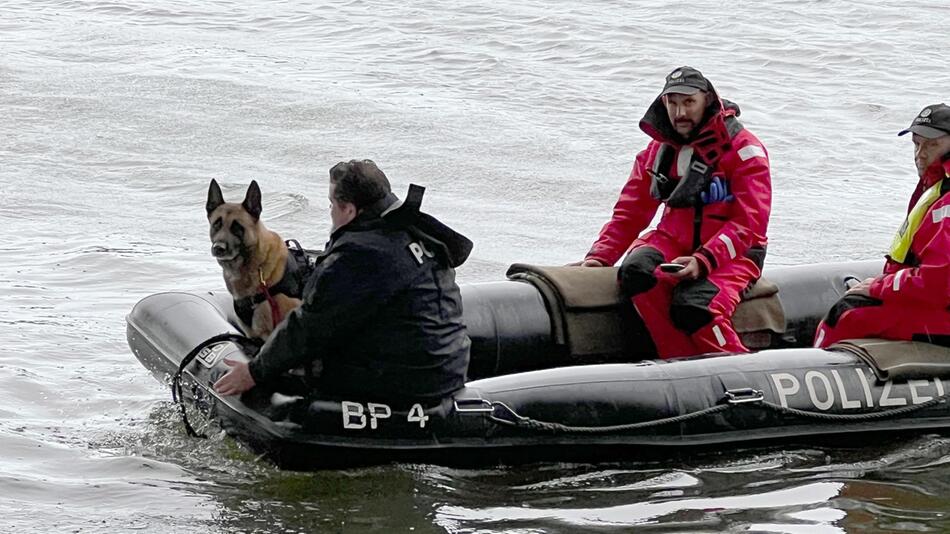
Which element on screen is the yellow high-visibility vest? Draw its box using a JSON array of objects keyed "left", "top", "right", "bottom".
[{"left": 889, "top": 179, "right": 948, "bottom": 263}]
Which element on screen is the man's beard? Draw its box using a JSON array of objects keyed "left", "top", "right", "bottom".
[{"left": 674, "top": 120, "right": 695, "bottom": 134}]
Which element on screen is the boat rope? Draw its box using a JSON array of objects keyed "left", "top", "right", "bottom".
[
  {"left": 488, "top": 402, "right": 731, "bottom": 434},
  {"left": 172, "top": 333, "right": 260, "bottom": 438},
  {"left": 484, "top": 386, "right": 950, "bottom": 435}
]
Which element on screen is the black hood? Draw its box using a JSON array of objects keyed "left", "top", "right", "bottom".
[
  {"left": 383, "top": 184, "right": 473, "bottom": 268},
  {"left": 339, "top": 184, "right": 473, "bottom": 268},
  {"left": 638, "top": 79, "right": 741, "bottom": 145}
]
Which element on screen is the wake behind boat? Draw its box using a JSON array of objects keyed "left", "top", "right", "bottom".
[{"left": 126, "top": 259, "right": 950, "bottom": 470}]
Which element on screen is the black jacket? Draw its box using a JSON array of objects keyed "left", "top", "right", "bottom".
[{"left": 247, "top": 185, "right": 472, "bottom": 402}]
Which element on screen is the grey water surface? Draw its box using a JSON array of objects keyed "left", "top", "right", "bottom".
[{"left": 2, "top": 1, "right": 950, "bottom": 532}]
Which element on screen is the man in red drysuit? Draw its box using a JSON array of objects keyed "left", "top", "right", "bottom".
[
  {"left": 814, "top": 103, "right": 950, "bottom": 348},
  {"left": 578, "top": 66, "right": 771, "bottom": 358}
]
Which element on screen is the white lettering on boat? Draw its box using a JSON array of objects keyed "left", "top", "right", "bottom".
[
  {"left": 770, "top": 373, "right": 800, "bottom": 408},
  {"left": 340, "top": 402, "right": 430, "bottom": 430},
  {"left": 408, "top": 403, "right": 429, "bottom": 428},
  {"left": 769, "top": 370, "right": 946, "bottom": 411},
  {"left": 909, "top": 380, "right": 933, "bottom": 404},
  {"left": 805, "top": 371, "right": 834, "bottom": 411},
  {"left": 367, "top": 403, "right": 392, "bottom": 429},
  {"left": 855, "top": 368, "right": 874, "bottom": 407},
  {"left": 831, "top": 370, "right": 861, "bottom": 409},
  {"left": 342, "top": 401, "right": 367, "bottom": 429},
  {"left": 879, "top": 380, "right": 906, "bottom": 407},
  {"left": 196, "top": 343, "right": 228, "bottom": 368}
]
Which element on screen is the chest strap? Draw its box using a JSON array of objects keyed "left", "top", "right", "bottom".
[
  {"left": 648, "top": 115, "right": 745, "bottom": 251},
  {"left": 649, "top": 144, "right": 714, "bottom": 209}
]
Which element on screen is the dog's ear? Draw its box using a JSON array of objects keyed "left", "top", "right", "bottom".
[
  {"left": 242, "top": 180, "right": 262, "bottom": 221},
  {"left": 207, "top": 179, "right": 225, "bottom": 216}
]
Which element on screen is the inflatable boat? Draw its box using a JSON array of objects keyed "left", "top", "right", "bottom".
[{"left": 126, "top": 260, "right": 950, "bottom": 470}]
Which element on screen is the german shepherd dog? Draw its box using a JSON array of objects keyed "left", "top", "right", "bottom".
[{"left": 206, "top": 179, "right": 303, "bottom": 340}]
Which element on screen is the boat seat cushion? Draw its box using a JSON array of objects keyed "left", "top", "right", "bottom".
[
  {"left": 733, "top": 277, "right": 785, "bottom": 337},
  {"left": 506, "top": 264, "right": 786, "bottom": 357},
  {"left": 829, "top": 338, "right": 950, "bottom": 382}
]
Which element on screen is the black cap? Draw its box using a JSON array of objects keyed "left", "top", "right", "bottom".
[
  {"left": 660, "top": 66, "right": 710, "bottom": 96},
  {"left": 898, "top": 103, "right": 950, "bottom": 138}
]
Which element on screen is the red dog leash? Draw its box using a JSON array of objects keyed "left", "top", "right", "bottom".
[{"left": 259, "top": 268, "right": 284, "bottom": 328}]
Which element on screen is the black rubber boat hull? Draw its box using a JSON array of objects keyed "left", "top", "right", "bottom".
[{"left": 127, "top": 261, "right": 950, "bottom": 469}]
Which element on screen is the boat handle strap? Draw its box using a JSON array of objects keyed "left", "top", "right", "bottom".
[
  {"left": 479, "top": 387, "right": 950, "bottom": 435},
  {"left": 172, "top": 333, "right": 260, "bottom": 438},
  {"left": 453, "top": 398, "right": 495, "bottom": 413}
]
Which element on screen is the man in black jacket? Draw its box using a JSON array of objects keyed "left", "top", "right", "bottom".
[{"left": 213, "top": 159, "right": 472, "bottom": 403}]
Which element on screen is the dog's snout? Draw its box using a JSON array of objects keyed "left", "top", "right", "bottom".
[{"left": 211, "top": 242, "right": 228, "bottom": 257}]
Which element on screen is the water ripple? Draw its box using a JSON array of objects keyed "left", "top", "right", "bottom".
[{"left": 2, "top": 0, "right": 950, "bottom": 531}]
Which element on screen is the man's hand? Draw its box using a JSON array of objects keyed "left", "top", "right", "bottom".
[
  {"left": 213, "top": 358, "right": 256, "bottom": 396},
  {"left": 667, "top": 256, "right": 703, "bottom": 280},
  {"left": 845, "top": 277, "right": 876, "bottom": 297},
  {"left": 567, "top": 259, "right": 605, "bottom": 267}
]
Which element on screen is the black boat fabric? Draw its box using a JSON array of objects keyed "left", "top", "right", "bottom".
[{"left": 129, "top": 260, "right": 939, "bottom": 470}]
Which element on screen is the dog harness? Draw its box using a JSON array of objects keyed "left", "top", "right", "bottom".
[{"left": 233, "top": 246, "right": 308, "bottom": 329}]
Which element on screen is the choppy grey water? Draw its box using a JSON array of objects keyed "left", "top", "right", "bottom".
[{"left": 2, "top": 1, "right": 950, "bottom": 532}]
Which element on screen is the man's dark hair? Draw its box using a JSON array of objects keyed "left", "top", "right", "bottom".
[{"left": 329, "top": 159, "right": 392, "bottom": 209}]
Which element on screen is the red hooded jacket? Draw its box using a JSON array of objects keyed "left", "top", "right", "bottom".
[
  {"left": 868, "top": 158, "right": 950, "bottom": 308},
  {"left": 586, "top": 85, "right": 771, "bottom": 274}
]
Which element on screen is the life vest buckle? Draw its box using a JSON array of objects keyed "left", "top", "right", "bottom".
[
  {"left": 690, "top": 160, "right": 709, "bottom": 175},
  {"left": 648, "top": 169, "right": 671, "bottom": 187}
]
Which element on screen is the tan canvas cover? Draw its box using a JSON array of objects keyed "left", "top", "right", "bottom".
[
  {"left": 506, "top": 264, "right": 786, "bottom": 357},
  {"left": 830, "top": 339, "right": 950, "bottom": 382}
]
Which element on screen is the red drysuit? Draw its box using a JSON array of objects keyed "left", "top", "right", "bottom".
[
  {"left": 586, "top": 86, "right": 771, "bottom": 358},
  {"left": 815, "top": 158, "right": 950, "bottom": 348}
]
